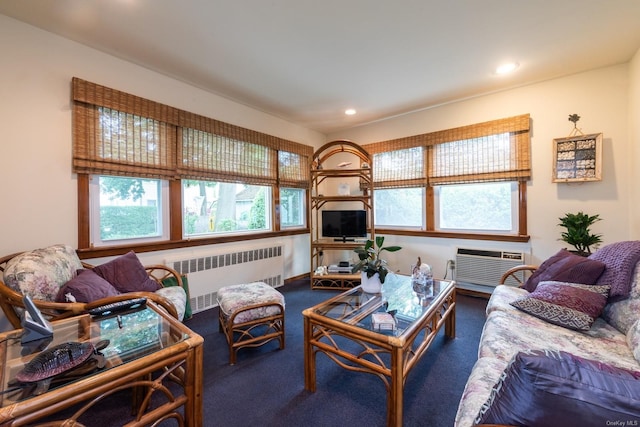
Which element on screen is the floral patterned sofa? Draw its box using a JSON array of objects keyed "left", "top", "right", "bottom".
[
  {"left": 0, "top": 244, "right": 188, "bottom": 328},
  {"left": 455, "top": 241, "right": 640, "bottom": 426}
]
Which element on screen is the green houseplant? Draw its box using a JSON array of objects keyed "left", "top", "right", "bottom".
[
  {"left": 558, "top": 211, "right": 603, "bottom": 256},
  {"left": 352, "top": 236, "right": 402, "bottom": 284}
]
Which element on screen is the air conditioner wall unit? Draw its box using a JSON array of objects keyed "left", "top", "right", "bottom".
[{"left": 455, "top": 248, "right": 525, "bottom": 288}]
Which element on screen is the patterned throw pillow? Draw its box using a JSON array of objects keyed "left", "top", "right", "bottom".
[
  {"left": 3, "top": 244, "right": 83, "bottom": 301},
  {"left": 511, "top": 280, "right": 610, "bottom": 331},
  {"left": 476, "top": 349, "right": 640, "bottom": 426}
]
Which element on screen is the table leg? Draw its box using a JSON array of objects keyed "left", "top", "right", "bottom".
[
  {"left": 186, "top": 344, "right": 204, "bottom": 427},
  {"left": 303, "top": 315, "right": 316, "bottom": 392},
  {"left": 445, "top": 292, "right": 456, "bottom": 338},
  {"left": 388, "top": 346, "right": 404, "bottom": 427}
]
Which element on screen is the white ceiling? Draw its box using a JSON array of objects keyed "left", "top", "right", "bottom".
[{"left": 2, "top": 0, "right": 640, "bottom": 134}]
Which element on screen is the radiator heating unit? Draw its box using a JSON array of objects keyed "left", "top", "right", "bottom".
[
  {"left": 455, "top": 248, "right": 525, "bottom": 292},
  {"left": 166, "top": 243, "right": 284, "bottom": 314}
]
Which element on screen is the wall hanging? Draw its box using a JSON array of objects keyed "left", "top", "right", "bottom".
[{"left": 552, "top": 114, "right": 602, "bottom": 183}]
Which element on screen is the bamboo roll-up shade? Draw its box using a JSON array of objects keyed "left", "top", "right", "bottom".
[
  {"left": 179, "top": 128, "right": 277, "bottom": 185},
  {"left": 362, "top": 114, "right": 531, "bottom": 187},
  {"left": 73, "top": 104, "right": 177, "bottom": 178},
  {"left": 363, "top": 134, "right": 426, "bottom": 154},
  {"left": 73, "top": 78, "right": 181, "bottom": 125},
  {"left": 423, "top": 114, "right": 530, "bottom": 147},
  {"left": 372, "top": 147, "right": 427, "bottom": 188},
  {"left": 278, "top": 151, "right": 310, "bottom": 188},
  {"left": 428, "top": 129, "right": 531, "bottom": 185},
  {"left": 72, "top": 77, "right": 313, "bottom": 184}
]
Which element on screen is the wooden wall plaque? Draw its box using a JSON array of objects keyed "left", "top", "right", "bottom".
[{"left": 552, "top": 133, "right": 602, "bottom": 183}]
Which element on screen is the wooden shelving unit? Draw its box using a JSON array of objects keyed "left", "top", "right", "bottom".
[{"left": 309, "top": 140, "right": 373, "bottom": 290}]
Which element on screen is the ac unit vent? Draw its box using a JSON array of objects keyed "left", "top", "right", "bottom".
[{"left": 456, "top": 248, "right": 525, "bottom": 288}]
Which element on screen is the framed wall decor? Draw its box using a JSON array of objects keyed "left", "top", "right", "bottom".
[{"left": 552, "top": 133, "right": 602, "bottom": 183}]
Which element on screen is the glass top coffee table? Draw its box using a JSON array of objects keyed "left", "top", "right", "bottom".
[
  {"left": 0, "top": 301, "right": 203, "bottom": 426},
  {"left": 303, "top": 273, "right": 456, "bottom": 427}
]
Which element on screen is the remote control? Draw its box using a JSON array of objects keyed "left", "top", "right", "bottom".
[{"left": 88, "top": 297, "right": 147, "bottom": 316}]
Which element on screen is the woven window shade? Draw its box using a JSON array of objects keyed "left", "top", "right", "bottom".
[
  {"left": 428, "top": 115, "right": 530, "bottom": 185},
  {"left": 72, "top": 77, "right": 312, "bottom": 185},
  {"left": 278, "top": 151, "right": 310, "bottom": 188},
  {"left": 179, "top": 128, "right": 277, "bottom": 185},
  {"left": 73, "top": 85, "right": 177, "bottom": 178},
  {"left": 363, "top": 114, "right": 530, "bottom": 188},
  {"left": 372, "top": 147, "right": 426, "bottom": 188}
]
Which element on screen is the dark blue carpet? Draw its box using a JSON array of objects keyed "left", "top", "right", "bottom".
[{"left": 188, "top": 279, "right": 487, "bottom": 427}]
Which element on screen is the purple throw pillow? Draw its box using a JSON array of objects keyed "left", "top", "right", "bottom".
[
  {"left": 56, "top": 269, "right": 120, "bottom": 303},
  {"left": 589, "top": 241, "right": 640, "bottom": 299},
  {"left": 476, "top": 350, "right": 640, "bottom": 426},
  {"left": 524, "top": 249, "right": 605, "bottom": 292},
  {"left": 511, "top": 281, "right": 610, "bottom": 331},
  {"left": 92, "top": 251, "right": 161, "bottom": 293}
]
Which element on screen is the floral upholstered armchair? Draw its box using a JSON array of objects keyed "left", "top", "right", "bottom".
[{"left": 0, "top": 244, "right": 187, "bottom": 329}]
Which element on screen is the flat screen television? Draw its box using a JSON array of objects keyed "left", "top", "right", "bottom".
[{"left": 321, "top": 210, "right": 367, "bottom": 241}]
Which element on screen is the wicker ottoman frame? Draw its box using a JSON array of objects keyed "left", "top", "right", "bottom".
[{"left": 217, "top": 283, "right": 285, "bottom": 364}]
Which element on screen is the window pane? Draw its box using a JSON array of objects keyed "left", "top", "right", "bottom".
[
  {"left": 437, "top": 182, "right": 515, "bottom": 231},
  {"left": 374, "top": 188, "right": 424, "bottom": 227},
  {"left": 280, "top": 188, "right": 306, "bottom": 228},
  {"left": 183, "top": 180, "right": 271, "bottom": 237},
  {"left": 93, "top": 176, "right": 166, "bottom": 243}
]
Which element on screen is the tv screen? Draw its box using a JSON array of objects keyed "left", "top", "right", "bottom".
[{"left": 321, "top": 210, "right": 367, "bottom": 240}]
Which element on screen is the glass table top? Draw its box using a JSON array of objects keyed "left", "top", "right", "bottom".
[
  {"left": 0, "top": 305, "right": 189, "bottom": 406},
  {"left": 311, "top": 273, "right": 454, "bottom": 336}
]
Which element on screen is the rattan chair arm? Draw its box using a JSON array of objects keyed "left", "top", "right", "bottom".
[
  {"left": 0, "top": 278, "right": 87, "bottom": 329},
  {"left": 498, "top": 264, "right": 538, "bottom": 287},
  {"left": 143, "top": 264, "right": 184, "bottom": 289}
]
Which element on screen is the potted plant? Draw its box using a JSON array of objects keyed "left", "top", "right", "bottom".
[
  {"left": 558, "top": 211, "right": 603, "bottom": 256},
  {"left": 352, "top": 236, "right": 402, "bottom": 292}
]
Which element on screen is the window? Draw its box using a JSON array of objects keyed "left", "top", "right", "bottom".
[
  {"left": 435, "top": 182, "right": 518, "bottom": 233},
  {"left": 365, "top": 114, "right": 531, "bottom": 239},
  {"left": 90, "top": 175, "right": 169, "bottom": 246},
  {"left": 374, "top": 188, "right": 424, "bottom": 228},
  {"left": 280, "top": 188, "right": 306, "bottom": 228},
  {"left": 182, "top": 180, "right": 271, "bottom": 237},
  {"left": 72, "top": 78, "right": 312, "bottom": 252}
]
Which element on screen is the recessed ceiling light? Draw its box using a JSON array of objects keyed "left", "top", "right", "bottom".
[
  {"left": 345, "top": 109, "right": 356, "bottom": 116},
  {"left": 495, "top": 62, "right": 519, "bottom": 75}
]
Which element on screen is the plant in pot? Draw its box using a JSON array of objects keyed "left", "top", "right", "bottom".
[
  {"left": 352, "top": 236, "right": 402, "bottom": 293},
  {"left": 558, "top": 211, "right": 603, "bottom": 256}
]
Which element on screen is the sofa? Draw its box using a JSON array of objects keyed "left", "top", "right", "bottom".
[
  {"left": 455, "top": 241, "right": 640, "bottom": 426},
  {"left": 0, "top": 244, "right": 188, "bottom": 328}
]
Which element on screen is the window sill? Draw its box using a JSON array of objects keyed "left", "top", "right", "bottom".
[
  {"left": 76, "top": 228, "right": 309, "bottom": 260},
  {"left": 375, "top": 228, "right": 530, "bottom": 243}
]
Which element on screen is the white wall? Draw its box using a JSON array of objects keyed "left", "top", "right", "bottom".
[
  {"left": 328, "top": 64, "right": 635, "bottom": 278},
  {"left": 0, "top": 15, "right": 326, "bottom": 330}
]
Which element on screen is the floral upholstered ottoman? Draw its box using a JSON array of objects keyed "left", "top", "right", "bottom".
[{"left": 217, "top": 282, "right": 285, "bottom": 364}]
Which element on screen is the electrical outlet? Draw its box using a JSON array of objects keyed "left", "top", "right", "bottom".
[{"left": 448, "top": 259, "right": 455, "bottom": 270}]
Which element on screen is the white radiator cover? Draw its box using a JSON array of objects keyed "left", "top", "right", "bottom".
[
  {"left": 166, "top": 244, "right": 284, "bottom": 314},
  {"left": 455, "top": 248, "right": 525, "bottom": 288}
]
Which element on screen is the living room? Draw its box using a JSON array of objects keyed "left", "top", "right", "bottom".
[
  {"left": 2, "top": 2, "right": 639, "bottom": 320},
  {"left": 1, "top": 2, "right": 640, "bottom": 423}
]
